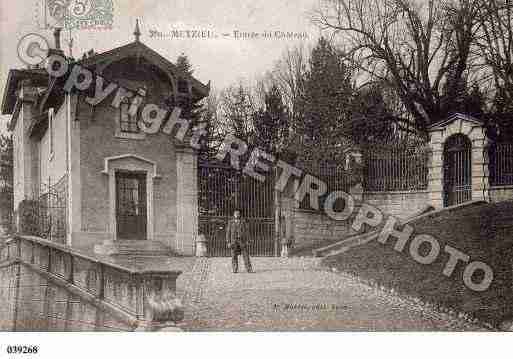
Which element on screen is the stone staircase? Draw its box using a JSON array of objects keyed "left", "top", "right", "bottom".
[
  {"left": 94, "top": 240, "right": 174, "bottom": 256},
  {"left": 313, "top": 230, "right": 378, "bottom": 257}
]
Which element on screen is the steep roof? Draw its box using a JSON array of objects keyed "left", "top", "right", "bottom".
[
  {"left": 79, "top": 40, "right": 210, "bottom": 100},
  {"left": 1, "top": 40, "right": 211, "bottom": 115}
]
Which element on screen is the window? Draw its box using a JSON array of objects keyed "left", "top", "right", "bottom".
[
  {"left": 49, "top": 108, "right": 54, "bottom": 157},
  {"left": 115, "top": 88, "right": 146, "bottom": 140},
  {"left": 119, "top": 99, "right": 139, "bottom": 133},
  {"left": 178, "top": 79, "right": 189, "bottom": 94}
]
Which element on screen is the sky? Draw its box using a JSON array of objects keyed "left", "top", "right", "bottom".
[{"left": 0, "top": 0, "right": 320, "bottom": 132}]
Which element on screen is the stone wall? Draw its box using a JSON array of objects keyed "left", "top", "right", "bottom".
[
  {"left": 363, "top": 191, "right": 430, "bottom": 219},
  {"left": 291, "top": 209, "right": 356, "bottom": 247},
  {"left": 175, "top": 148, "right": 198, "bottom": 256},
  {"left": 0, "top": 263, "right": 133, "bottom": 331},
  {"left": 282, "top": 180, "right": 430, "bottom": 250},
  {"left": 13, "top": 82, "right": 39, "bottom": 211},
  {"left": 0, "top": 236, "right": 183, "bottom": 331},
  {"left": 39, "top": 99, "right": 68, "bottom": 194},
  {"left": 489, "top": 186, "right": 513, "bottom": 203},
  {"left": 0, "top": 263, "right": 17, "bottom": 330},
  {"left": 282, "top": 150, "right": 431, "bottom": 250}
]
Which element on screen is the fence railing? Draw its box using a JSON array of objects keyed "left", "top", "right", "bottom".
[
  {"left": 298, "top": 163, "right": 361, "bottom": 211},
  {"left": 37, "top": 175, "right": 67, "bottom": 244},
  {"left": 364, "top": 145, "right": 429, "bottom": 192},
  {"left": 489, "top": 142, "right": 513, "bottom": 186}
]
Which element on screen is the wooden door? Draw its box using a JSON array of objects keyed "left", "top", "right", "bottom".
[{"left": 116, "top": 172, "right": 147, "bottom": 240}]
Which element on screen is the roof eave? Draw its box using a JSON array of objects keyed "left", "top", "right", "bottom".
[
  {"left": 79, "top": 41, "right": 211, "bottom": 99},
  {"left": 1, "top": 69, "right": 48, "bottom": 115},
  {"left": 428, "top": 112, "right": 484, "bottom": 131}
]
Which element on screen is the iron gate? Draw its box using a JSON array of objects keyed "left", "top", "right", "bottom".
[
  {"left": 198, "top": 162, "right": 277, "bottom": 257},
  {"left": 443, "top": 134, "right": 472, "bottom": 207}
]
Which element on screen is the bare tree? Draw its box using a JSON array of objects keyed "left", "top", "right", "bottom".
[
  {"left": 475, "top": 0, "right": 513, "bottom": 112},
  {"left": 261, "top": 46, "right": 309, "bottom": 126},
  {"left": 197, "top": 91, "right": 225, "bottom": 160},
  {"left": 217, "top": 82, "right": 257, "bottom": 144},
  {"left": 312, "top": 0, "right": 481, "bottom": 135}
]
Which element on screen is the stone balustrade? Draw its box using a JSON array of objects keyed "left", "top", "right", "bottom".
[{"left": 0, "top": 235, "right": 183, "bottom": 331}]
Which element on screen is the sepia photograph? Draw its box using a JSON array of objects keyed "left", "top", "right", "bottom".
[{"left": 0, "top": 0, "right": 512, "bottom": 357}]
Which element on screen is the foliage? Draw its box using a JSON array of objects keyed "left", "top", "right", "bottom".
[
  {"left": 260, "top": 46, "right": 308, "bottom": 127},
  {"left": 197, "top": 92, "right": 224, "bottom": 161},
  {"left": 174, "top": 53, "right": 219, "bottom": 160},
  {"left": 252, "top": 85, "right": 290, "bottom": 157},
  {"left": 174, "top": 54, "right": 202, "bottom": 125},
  {"left": 349, "top": 83, "right": 399, "bottom": 144},
  {"left": 476, "top": 0, "right": 513, "bottom": 116},
  {"left": 218, "top": 83, "right": 257, "bottom": 145},
  {"left": 176, "top": 53, "right": 194, "bottom": 75},
  {"left": 297, "top": 38, "right": 353, "bottom": 149},
  {"left": 312, "top": 0, "right": 482, "bottom": 134}
]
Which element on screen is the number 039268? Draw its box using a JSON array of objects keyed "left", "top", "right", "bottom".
[{"left": 6, "top": 345, "right": 39, "bottom": 354}]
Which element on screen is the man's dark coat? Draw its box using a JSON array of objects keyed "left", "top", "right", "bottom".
[{"left": 226, "top": 218, "right": 249, "bottom": 250}]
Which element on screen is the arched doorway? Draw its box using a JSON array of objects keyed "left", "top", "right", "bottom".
[{"left": 443, "top": 134, "right": 472, "bottom": 207}]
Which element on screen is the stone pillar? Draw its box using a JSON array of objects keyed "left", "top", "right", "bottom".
[
  {"left": 19, "top": 81, "right": 39, "bottom": 205},
  {"left": 138, "top": 271, "right": 184, "bottom": 330},
  {"left": 175, "top": 147, "right": 198, "bottom": 256},
  {"left": 278, "top": 173, "right": 298, "bottom": 255},
  {"left": 346, "top": 148, "right": 364, "bottom": 204},
  {"left": 469, "top": 127, "right": 490, "bottom": 202},
  {"left": 428, "top": 129, "right": 444, "bottom": 208}
]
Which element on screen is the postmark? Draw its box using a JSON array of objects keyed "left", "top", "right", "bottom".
[{"left": 36, "top": 0, "right": 114, "bottom": 30}]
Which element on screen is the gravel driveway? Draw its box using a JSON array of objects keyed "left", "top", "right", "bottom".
[{"left": 177, "top": 257, "right": 484, "bottom": 331}]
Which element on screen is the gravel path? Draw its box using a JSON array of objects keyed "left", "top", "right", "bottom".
[{"left": 177, "top": 257, "right": 484, "bottom": 331}]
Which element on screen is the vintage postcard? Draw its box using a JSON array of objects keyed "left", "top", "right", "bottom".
[{"left": 0, "top": 0, "right": 512, "bottom": 356}]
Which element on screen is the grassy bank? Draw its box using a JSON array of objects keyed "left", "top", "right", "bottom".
[{"left": 322, "top": 201, "right": 513, "bottom": 327}]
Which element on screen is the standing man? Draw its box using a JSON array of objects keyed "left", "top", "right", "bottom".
[{"left": 226, "top": 210, "right": 253, "bottom": 273}]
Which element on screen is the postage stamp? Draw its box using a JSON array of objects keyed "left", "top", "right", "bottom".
[{"left": 36, "top": 0, "right": 114, "bottom": 30}]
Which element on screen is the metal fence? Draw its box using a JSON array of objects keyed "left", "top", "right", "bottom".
[
  {"left": 37, "top": 176, "right": 68, "bottom": 244},
  {"left": 489, "top": 142, "right": 513, "bottom": 186},
  {"left": 298, "top": 163, "right": 360, "bottom": 211},
  {"left": 364, "top": 145, "right": 429, "bottom": 192}
]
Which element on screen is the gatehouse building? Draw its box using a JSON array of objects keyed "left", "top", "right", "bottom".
[{"left": 2, "top": 26, "right": 209, "bottom": 255}]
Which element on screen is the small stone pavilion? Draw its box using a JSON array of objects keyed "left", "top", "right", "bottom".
[{"left": 427, "top": 113, "right": 491, "bottom": 208}]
